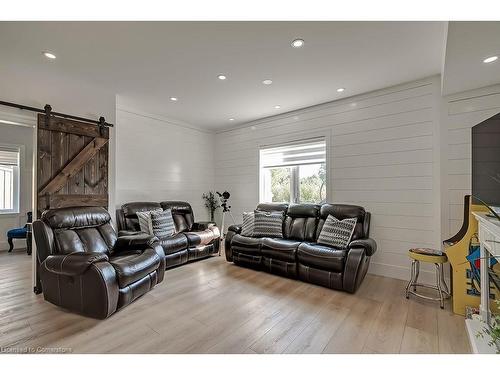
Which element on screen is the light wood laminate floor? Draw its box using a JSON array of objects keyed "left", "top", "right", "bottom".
[{"left": 0, "top": 248, "right": 470, "bottom": 354}]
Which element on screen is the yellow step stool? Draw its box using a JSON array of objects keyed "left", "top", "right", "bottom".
[{"left": 405, "top": 248, "right": 451, "bottom": 309}]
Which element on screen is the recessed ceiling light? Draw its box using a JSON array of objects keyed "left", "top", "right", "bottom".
[
  {"left": 274, "top": 105, "right": 281, "bottom": 109},
  {"left": 262, "top": 79, "right": 273, "bottom": 85},
  {"left": 229, "top": 118, "right": 235, "bottom": 121},
  {"left": 483, "top": 56, "right": 498, "bottom": 64},
  {"left": 291, "top": 39, "right": 305, "bottom": 48},
  {"left": 218, "top": 74, "right": 227, "bottom": 80},
  {"left": 43, "top": 51, "right": 56, "bottom": 59},
  {"left": 337, "top": 88, "right": 345, "bottom": 93},
  {"left": 251, "top": 126, "right": 256, "bottom": 130},
  {"left": 170, "top": 97, "right": 178, "bottom": 102}
]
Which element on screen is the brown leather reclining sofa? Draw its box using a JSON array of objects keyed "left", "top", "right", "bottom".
[
  {"left": 33, "top": 206, "right": 165, "bottom": 319},
  {"left": 225, "top": 203, "right": 376, "bottom": 293},
  {"left": 116, "top": 201, "right": 220, "bottom": 269}
]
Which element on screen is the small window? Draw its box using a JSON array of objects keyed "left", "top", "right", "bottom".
[
  {"left": 0, "top": 146, "right": 20, "bottom": 214},
  {"left": 260, "top": 138, "right": 327, "bottom": 204}
]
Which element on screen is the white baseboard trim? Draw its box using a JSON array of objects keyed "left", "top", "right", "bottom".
[{"left": 369, "top": 261, "right": 450, "bottom": 286}]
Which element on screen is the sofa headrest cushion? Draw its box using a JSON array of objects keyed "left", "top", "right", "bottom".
[
  {"left": 121, "top": 202, "right": 162, "bottom": 218},
  {"left": 256, "top": 203, "right": 289, "bottom": 213},
  {"left": 320, "top": 204, "right": 366, "bottom": 221},
  {"left": 287, "top": 203, "right": 320, "bottom": 218},
  {"left": 42, "top": 206, "right": 111, "bottom": 229},
  {"left": 160, "top": 201, "right": 193, "bottom": 214}
]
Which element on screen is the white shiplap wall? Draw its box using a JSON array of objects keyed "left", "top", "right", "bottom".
[
  {"left": 442, "top": 84, "right": 500, "bottom": 239},
  {"left": 116, "top": 107, "right": 215, "bottom": 221},
  {"left": 215, "top": 76, "right": 443, "bottom": 282}
]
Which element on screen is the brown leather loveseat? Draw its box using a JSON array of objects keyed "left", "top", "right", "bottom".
[
  {"left": 33, "top": 206, "right": 165, "bottom": 319},
  {"left": 225, "top": 203, "right": 376, "bottom": 293}
]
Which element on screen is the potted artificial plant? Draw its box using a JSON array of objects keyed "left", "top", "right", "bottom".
[{"left": 202, "top": 191, "right": 220, "bottom": 222}]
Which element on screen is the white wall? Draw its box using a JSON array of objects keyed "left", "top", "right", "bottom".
[
  {"left": 215, "top": 76, "right": 444, "bottom": 282},
  {"left": 115, "top": 104, "right": 215, "bottom": 222},
  {"left": 441, "top": 84, "right": 500, "bottom": 239},
  {"left": 0, "top": 118, "right": 34, "bottom": 251}
]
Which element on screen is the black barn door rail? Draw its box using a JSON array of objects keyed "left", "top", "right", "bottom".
[{"left": 0, "top": 100, "right": 114, "bottom": 127}]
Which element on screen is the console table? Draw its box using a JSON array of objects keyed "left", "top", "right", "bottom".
[{"left": 467, "top": 212, "right": 499, "bottom": 353}]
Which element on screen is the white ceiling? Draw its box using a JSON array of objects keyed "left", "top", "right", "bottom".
[
  {"left": 0, "top": 22, "right": 448, "bottom": 129},
  {"left": 442, "top": 22, "right": 500, "bottom": 95}
]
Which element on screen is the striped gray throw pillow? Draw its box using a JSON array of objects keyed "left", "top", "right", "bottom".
[
  {"left": 136, "top": 208, "right": 163, "bottom": 234},
  {"left": 253, "top": 211, "right": 283, "bottom": 238},
  {"left": 241, "top": 212, "right": 255, "bottom": 237},
  {"left": 151, "top": 209, "right": 176, "bottom": 239},
  {"left": 317, "top": 215, "right": 357, "bottom": 249}
]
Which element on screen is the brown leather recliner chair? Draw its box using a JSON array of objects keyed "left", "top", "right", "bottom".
[
  {"left": 116, "top": 201, "right": 220, "bottom": 269},
  {"left": 33, "top": 206, "right": 166, "bottom": 319}
]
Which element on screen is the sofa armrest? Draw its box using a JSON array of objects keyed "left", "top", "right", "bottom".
[
  {"left": 349, "top": 238, "right": 377, "bottom": 256},
  {"left": 228, "top": 224, "right": 242, "bottom": 235},
  {"left": 224, "top": 225, "right": 242, "bottom": 262},
  {"left": 113, "top": 234, "right": 159, "bottom": 253},
  {"left": 44, "top": 252, "right": 109, "bottom": 276},
  {"left": 343, "top": 247, "right": 370, "bottom": 293},
  {"left": 150, "top": 244, "right": 166, "bottom": 283},
  {"left": 192, "top": 221, "right": 217, "bottom": 231},
  {"left": 192, "top": 221, "right": 221, "bottom": 238}
]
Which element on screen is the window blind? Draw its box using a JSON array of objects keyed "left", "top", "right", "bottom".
[
  {"left": 260, "top": 138, "right": 326, "bottom": 168},
  {"left": 0, "top": 147, "right": 19, "bottom": 167}
]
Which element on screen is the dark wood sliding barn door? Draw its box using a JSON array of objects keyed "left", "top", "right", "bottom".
[{"left": 36, "top": 114, "right": 109, "bottom": 215}]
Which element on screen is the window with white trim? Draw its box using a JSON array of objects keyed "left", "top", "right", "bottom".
[
  {"left": 0, "top": 146, "right": 20, "bottom": 214},
  {"left": 260, "top": 138, "right": 327, "bottom": 204}
]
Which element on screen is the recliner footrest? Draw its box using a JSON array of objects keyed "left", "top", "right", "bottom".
[
  {"left": 233, "top": 252, "right": 262, "bottom": 268},
  {"left": 165, "top": 249, "right": 188, "bottom": 268},
  {"left": 188, "top": 244, "right": 216, "bottom": 261},
  {"left": 297, "top": 263, "right": 343, "bottom": 290},
  {"left": 262, "top": 257, "right": 297, "bottom": 278}
]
